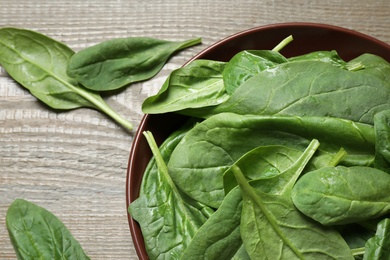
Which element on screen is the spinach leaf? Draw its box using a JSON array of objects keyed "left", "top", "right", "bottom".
[
  {"left": 0, "top": 27, "right": 133, "bottom": 130},
  {"left": 142, "top": 36, "right": 292, "bottom": 113},
  {"left": 232, "top": 245, "right": 251, "bottom": 260},
  {"left": 183, "top": 60, "right": 390, "bottom": 125},
  {"left": 223, "top": 145, "right": 303, "bottom": 194},
  {"left": 6, "top": 199, "right": 89, "bottom": 260},
  {"left": 364, "top": 218, "right": 390, "bottom": 260},
  {"left": 139, "top": 119, "right": 195, "bottom": 193},
  {"left": 129, "top": 131, "right": 212, "bottom": 260},
  {"left": 349, "top": 53, "right": 390, "bottom": 82},
  {"left": 291, "top": 166, "right": 390, "bottom": 226},
  {"left": 287, "top": 50, "right": 347, "bottom": 68},
  {"left": 222, "top": 50, "right": 288, "bottom": 94},
  {"left": 139, "top": 118, "right": 214, "bottom": 219},
  {"left": 168, "top": 112, "right": 375, "bottom": 208},
  {"left": 374, "top": 110, "right": 390, "bottom": 173},
  {"left": 142, "top": 59, "right": 228, "bottom": 114},
  {"left": 233, "top": 140, "right": 354, "bottom": 259},
  {"left": 182, "top": 144, "right": 316, "bottom": 259},
  {"left": 180, "top": 186, "right": 243, "bottom": 260},
  {"left": 67, "top": 36, "right": 201, "bottom": 91}
]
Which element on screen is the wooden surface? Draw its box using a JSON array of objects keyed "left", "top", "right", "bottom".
[{"left": 0, "top": 0, "right": 389, "bottom": 259}]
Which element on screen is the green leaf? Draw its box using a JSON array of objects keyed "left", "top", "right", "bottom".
[
  {"left": 287, "top": 50, "right": 347, "bottom": 68},
  {"left": 364, "top": 218, "right": 390, "bottom": 260},
  {"left": 0, "top": 27, "right": 133, "bottom": 130},
  {"left": 222, "top": 50, "right": 288, "bottom": 94},
  {"left": 374, "top": 110, "right": 390, "bottom": 173},
  {"left": 349, "top": 53, "right": 390, "bottom": 82},
  {"left": 142, "top": 59, "right": 228, "bottom": 114},
  {"left": 180, "top": 186, "right": 243, "bottom": 260},
  {"left": 129, "top": 131, "right": 212, "bottom": 260},
  {"left": 67, "top": 36, "right": 201, "bottom": 91},
  {"left": 291, "top": 166, "right": 390, "bottom": 226},
  {"left": 6, "top": 199, "right": 89, "bottom": 260},
  {"left": 168, "top": 113, "right": 375, "bottom": 208},
  {"left": 223, "top": 145, "right": 303, "bottom": 194},
  {"left": 233, "top": 140, "right": 354, "bottom": 259},
  {"left": 184, "top": 60, "right": 390, "bottom": 125},
  {"left": 139, "top": 119, "right": 195, "bottom": 194}
]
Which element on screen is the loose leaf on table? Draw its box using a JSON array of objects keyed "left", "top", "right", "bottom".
[
  {"left": 183, "top": 60, "right": 390, "bottom": 125},
  {"left": 233, "top": 140, "right": 354, "bottom": 259},
  {"left": 6, "top": 199, "right": 89, "bottom": 260},
  {"left": 291, "top": 166, "right": 390, "bottom": 226},
  {"left": 364, "top": 218, "right": 390, "bottom": 260},
  {"left": 142, "top": 59, "right": 228, "bottom": 114},
  {"left": 222, "top": 50, "right": 288, "bottom": 94},
  {"left": 0, "top": 27, "right": 133, "bottom": 130},
  {"left": 167, "top": 112, "right": 375, "bottom": 208},
  {"left": 67, "top": 36, "right": 201, "bottom": 91},
  {"left": 128, "top": 131, "right": 212, "bottom": 260}
]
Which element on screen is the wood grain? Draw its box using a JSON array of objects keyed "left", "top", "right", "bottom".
[{"left": 1, "top": 0, "right": 389, "bottom": 259}]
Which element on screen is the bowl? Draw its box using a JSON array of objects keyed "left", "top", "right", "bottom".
[{"left": 126, "top": 22, "right": 390, "bottom": 259}]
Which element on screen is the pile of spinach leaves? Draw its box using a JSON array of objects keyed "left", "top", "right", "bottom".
[{"left": 129, "top": 37, "right": 390, "bottom": 259}]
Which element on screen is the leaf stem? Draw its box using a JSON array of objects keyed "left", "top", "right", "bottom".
[
  {"left": 232, "top": 165, "right": 305, "bottom": 259},
  {"left": 272, "top": 35, "right": 294, "bottom": 52},
  {"left": 328, "top": 147, "right": 347, "bottom": 167},
  {"left": 88, "top": 95, "right": 133, "bottom": 131},
  {"left": 142, "top": 131, "right": 177, "bottom": 189},
  {"left": 62, "top": 80, "right": 133, "bottom": 131},
  {"left": 350, "top": 247, "right": 365, "bottom": 257},
  {"left": 346, "top": 61, "right": 365, "bottom": 71},
  {"left": 177, "top": 37, "right": 202, "bottom": 51}
]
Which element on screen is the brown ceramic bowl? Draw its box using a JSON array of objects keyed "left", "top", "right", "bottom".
[{"left": 126, "top": 22, "right": 390, "bottom": 259}]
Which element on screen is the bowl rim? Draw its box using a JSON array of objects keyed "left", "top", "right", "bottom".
[{"left": 125, "top": 21, "right": 390, "bottom": 259}]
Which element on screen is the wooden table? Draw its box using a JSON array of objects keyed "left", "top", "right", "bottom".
[{"left": 1, "top": 0, "right": 389, "bottom": 259}]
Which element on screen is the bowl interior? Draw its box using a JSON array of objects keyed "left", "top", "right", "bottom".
[{"left": 126, "top": 22, "right": 390, "bottom": 259}]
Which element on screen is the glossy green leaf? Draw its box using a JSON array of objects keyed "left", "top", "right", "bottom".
[
  {"left": 287, "top": 50, "right": 347, "bottom": 68},
  {"left": 139, "top": 119, "right": 195, "bottom": 195},
  {"left": 128, "top": 131, "right": 212, "bottom": 260},
  {"left": 223, "top": 50, "right": 288, "bottom": 94},
  {"left": 233, "top": 140, "right": 354, "bottom": 259},
  {"left": 142, "top": 59, "right": 228, "bottom": 114},
  {"left": 349, "top": 53, "right": 390, "bottom": 82},
  {"left": 181, "top": 144, "right": 314, "bottom": 259},
  {"left": 6, "top": 199, "right": 89, "bottom": 260},
  {"left": 184, "top": 60, "right": 390, "bottom": 125},
  {"left": 67, "top": 36, "right": 201, "bottom": 91},
  {"left": 223, "top": 145, "right": 303, "bottom": 194},
  {"left": 0, "top": 27, "right": 133, "bottom": 130},
  {"left": 180, "top": 186, "right": 243, "bottom": 260},
  {"left": 168, "top": 112, "right": 375, "bottom": 208},
  {"left": 364, "top": 218, "right": 390, "bottom": 260},
  {"left": 374, "top": 110, "right": 390, "bottom": 173},
  {"left": 292, "top": 166, "right": 390, "bottom": 226}
]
